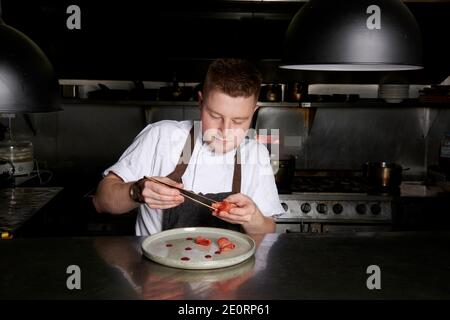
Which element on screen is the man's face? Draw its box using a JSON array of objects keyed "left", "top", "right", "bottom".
[{"left": 199, "top": 89, "right": 258, "bottom": 154}]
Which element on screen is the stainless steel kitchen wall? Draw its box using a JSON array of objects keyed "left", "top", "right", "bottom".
[
  {"left": 256, "top": 106, "right": 450, "bottom": 179},
  {"left": 4, "top": 103, "right": 449, "bottom": 181},
  {"left": 427, "top": 108, "right": 450, "bottom": 170},
  {"left": 5, "top": 103, "right": 146, "bottom": 180}
]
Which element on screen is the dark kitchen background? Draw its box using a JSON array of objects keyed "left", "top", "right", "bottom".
[
  {"left": 1, "top": 0, "right": 450, "bottom": 237},
  {"left": 3, "top": 0, "right": 450, "bottom": 82}
]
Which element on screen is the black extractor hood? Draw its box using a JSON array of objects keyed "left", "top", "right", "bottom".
[
  {"left": 0, "top": 3, "right": 60, "bottom": 113},
  {"left": 2, "top": 0, "right": 450, "bottom": 84},
  {"left": 280, "top": 0, "right": 423, "bottom": 71}
]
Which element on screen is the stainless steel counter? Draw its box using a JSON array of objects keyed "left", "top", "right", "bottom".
[
  {"left": 0, "top": 187, "right": 63, "bottom": 233},
  {"left": 1, "top": 231, "right": 450, "bottom": 299},
  {"left": 400, "top": 181, "right": 449, "bottom": 198}
]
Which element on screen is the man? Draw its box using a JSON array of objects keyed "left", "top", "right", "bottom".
[{"left": 93, "top": 58, "right": 284, "bottom": 235}]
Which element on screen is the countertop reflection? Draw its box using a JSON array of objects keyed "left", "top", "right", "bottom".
[{"left": 1, "top": 232, "right": 450, "bottom": 299}]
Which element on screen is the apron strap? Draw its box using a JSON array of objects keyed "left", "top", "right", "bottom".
[
  {"left": 231, "top": 148, "right": 241, "bottom": 193},
  {"left": 166, "top": 123, "right": 241, "bottom": 193},
  {"left": 166, "top": 126, "right": 195, "bottom": 183}
]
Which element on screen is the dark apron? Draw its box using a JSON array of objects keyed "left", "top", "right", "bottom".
[{"left": 161, "top": 126, "right": 242, "bottom": 232}]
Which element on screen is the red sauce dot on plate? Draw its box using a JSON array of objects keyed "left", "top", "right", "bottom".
[
  {"left": 166, "top": 244, "right": 173, "bottom": 247},
  {"left": 185, "top": 247, "right": 192, "bottom": 251},
  {"left": 186, "top": 237, "right": 193, "bottom": 240},
  {"left": 205, "top": 255, "right": 212, "bottom": 259},
  {"left": 181, "top": 257, "right": 190, "bottom": 261},
  {"left": 215, "top": 251, "right": 221, "bottom": 255}
]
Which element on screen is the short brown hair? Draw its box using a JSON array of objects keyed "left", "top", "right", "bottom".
[{"left": 203, "top": 58, "right": 262, "bottom": 100}]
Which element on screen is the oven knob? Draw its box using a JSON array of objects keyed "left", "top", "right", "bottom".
[
  {"left": 370, "top": 204, "right": 381, "bottom": 215},
  {"left": 317, "top": 203, "right": 327, "bottom": 214},
  {"left": 281, "top": 202, "right": 288, "bottom": 212},
  {"left": 355, "top": 204, "right": 367, "bottom": 215},
  {"left": 332, "top": 203, "right": 343, "bottom": 214},
  {"left": 300, "top": 203, "right": 311, "bottom": 214}
]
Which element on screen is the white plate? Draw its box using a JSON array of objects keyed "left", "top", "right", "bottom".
[{"left": 141, "top": 227, "right": 256, "bottom": 270}]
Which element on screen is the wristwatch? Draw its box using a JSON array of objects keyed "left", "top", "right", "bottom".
[{"left": 130, "top": 178, "right": 146, "bottom": 204}]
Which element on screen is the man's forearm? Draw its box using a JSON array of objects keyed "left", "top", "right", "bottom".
[{"left": 93, "top": 179, "right": 139, "bottom": 214}]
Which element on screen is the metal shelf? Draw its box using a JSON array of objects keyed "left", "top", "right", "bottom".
[
  {"left": 62, "top": 99, "right": 197, "bottom": 107},
  {"left": 62, "top": 99, "right": 300, "bottom": 107},
  {"left": 62, "top": 98, "right": 450, "bottom": 108},
  {"left": 298, "top": 99, "right": 450, "bottom": 108}
]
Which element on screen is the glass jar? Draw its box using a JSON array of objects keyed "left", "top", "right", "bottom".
[{"left": 0, "top": 140, "right": 34, "bottom": 176}]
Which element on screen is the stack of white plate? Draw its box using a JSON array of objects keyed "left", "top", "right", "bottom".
[{"left": 378, "top": 84, "right": 409, "bottom": 103}]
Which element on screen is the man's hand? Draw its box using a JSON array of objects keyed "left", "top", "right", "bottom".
[
  {"left": 140, "top": 177, "right": 185, "bottom": 209},
  {"left": 212, "top": 193, "right": 275, "bottom": 234}
]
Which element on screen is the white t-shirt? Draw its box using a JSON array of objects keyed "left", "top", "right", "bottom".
[{"left": 104, "top": 120, "right": 284, "bottom": 235}]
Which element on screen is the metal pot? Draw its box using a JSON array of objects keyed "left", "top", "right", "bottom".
[
  {"left": 285, "top": 82, "right": 308, "bottom": 102},
  {"left": 362, "top": 162, "right": 409, "bottom": 188},
  {"left": 259, "top": 84, "right": 282, "bottom": 102}
]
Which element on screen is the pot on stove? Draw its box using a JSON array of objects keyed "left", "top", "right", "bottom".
[{"left": 362, "top": 161, "right": 409, "bottom": 189}]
